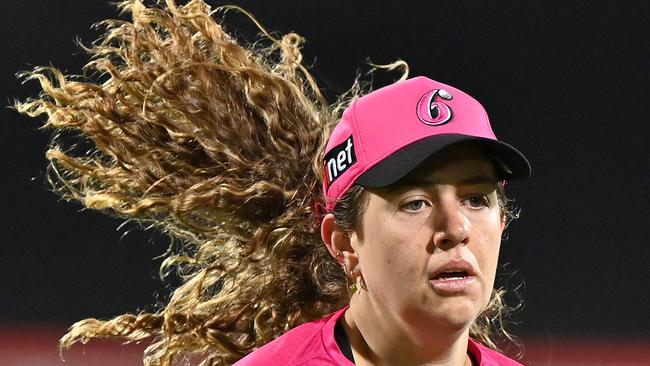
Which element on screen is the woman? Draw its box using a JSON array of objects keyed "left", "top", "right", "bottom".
[
  {"left": 236, "top": 77, "right": 529, "bottom": 365},
  {"left": 16, "top": 1, "right": 529, "bottom": 365}
]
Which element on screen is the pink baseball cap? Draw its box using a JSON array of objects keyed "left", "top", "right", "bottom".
[{"left": 322, "top": 76, "right": 530, "bottom": 210}]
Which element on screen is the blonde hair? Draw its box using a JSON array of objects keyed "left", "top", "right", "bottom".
[{"left": 15, "top": 1, "right": 515, "bottom": 364}]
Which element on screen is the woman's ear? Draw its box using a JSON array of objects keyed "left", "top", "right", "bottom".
[{"left": 321, "top": 213, "right": 355, "bottom": 264}]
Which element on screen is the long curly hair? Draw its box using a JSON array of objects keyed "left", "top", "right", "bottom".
[{"left": 15, "top": 1, "right": 517, "bottom": 364}]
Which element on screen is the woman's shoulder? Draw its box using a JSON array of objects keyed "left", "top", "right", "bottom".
[
  {"left": 234, "top": 308, "right": 350, "bottom": 366},
  {"left": 468, "top": 338, "right": 524, "bottom": 366}
]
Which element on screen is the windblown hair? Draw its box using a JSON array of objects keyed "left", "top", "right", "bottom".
[{"left": 15, "top": 1, "right": 516, "bottom": 364}]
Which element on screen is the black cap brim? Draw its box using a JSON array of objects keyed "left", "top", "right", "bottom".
[{"left": 356, "top": 134, "right": 531, "bottom": 188}]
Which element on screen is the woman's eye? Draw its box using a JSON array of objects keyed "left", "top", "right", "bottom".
[
  {"left": 466, "top": 196, "right": 488, "bottom": 208},
  {"left": 403, "top": 199, "right": 428, "bottom": 212}
]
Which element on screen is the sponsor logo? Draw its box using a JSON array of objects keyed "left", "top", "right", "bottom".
[
  {"left": 323, "top": 136, "right": 356, "bottom": 191},
  {"left": 416, "top": 89, "right": 453, "bottom": 126}
]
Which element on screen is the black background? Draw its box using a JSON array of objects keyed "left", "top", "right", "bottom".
[{"left": 1, "top": 0, "right": 649, "bottom": 340}]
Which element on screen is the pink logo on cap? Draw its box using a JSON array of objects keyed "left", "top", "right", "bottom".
[{"left": 416, "top": 89, "right": 453, "bottom": 126}]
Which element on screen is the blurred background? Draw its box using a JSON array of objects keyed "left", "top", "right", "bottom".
[{"left": 1, "top": 0, "right": 648, "bottom": 365}]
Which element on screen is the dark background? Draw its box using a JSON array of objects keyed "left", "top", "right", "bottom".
[{"left": 1, "top": 0, "right": 648, "bottom": 342}]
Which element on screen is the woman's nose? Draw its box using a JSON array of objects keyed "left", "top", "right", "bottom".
[{"left": 431, "top": 198, "right": 470, "bottom": 249}]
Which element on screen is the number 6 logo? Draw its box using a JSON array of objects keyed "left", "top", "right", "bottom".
[{"left": 416, "top": 89, "right": 453, "bottom": 126}]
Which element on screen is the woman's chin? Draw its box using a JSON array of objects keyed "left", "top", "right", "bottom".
[{"left": 400, "top": 298, "right": 481, "bottom": 332}]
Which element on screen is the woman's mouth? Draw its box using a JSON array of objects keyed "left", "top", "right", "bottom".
[
  {"left": 430, "top": 271, "right": 476, "bottom": 292},
  {"left": 429, "top": 261, "right": 477, "bottom": 293}
]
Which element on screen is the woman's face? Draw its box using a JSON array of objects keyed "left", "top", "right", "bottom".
[{"left": 350, "top": 144, "right": 505, "bottom": 330}]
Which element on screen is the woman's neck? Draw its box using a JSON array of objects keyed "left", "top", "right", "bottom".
[{"left": 343, "top": 294, "right": 473, "bottom": 366}]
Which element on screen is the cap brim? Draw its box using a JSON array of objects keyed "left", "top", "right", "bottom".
[{"left": 356, "top": 134, "right": 531, "bottom": 188}]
